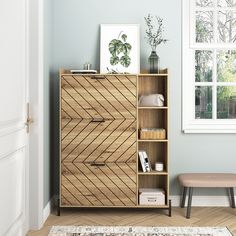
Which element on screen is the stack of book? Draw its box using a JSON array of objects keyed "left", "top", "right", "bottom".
[
  {"left": 70, "top": 69, "right": 97, "bottom": 74},
  {"left": 138, "top": 150, "right": 152, "bottom": 172}
]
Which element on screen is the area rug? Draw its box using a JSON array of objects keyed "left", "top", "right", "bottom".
[{"left": 48, "top": 226, "right": 232, "bottom": 236}]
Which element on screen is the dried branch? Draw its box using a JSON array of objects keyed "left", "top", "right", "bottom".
[{"left": 144, "top": 14, "right": 168, "bottom": 51}]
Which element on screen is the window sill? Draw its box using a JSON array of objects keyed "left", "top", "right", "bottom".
[
  {"left": 183, "top": 123, "right": 236, "bottom": 134},
  {"left": 183, "top": 129, "right": 236, "bottom": 134}
]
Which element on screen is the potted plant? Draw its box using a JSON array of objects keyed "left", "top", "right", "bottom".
[{"left": 144, "top": 14, "right": 168, "bottom": 73}]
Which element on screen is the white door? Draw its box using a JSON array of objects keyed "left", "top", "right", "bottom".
[{"left": 0, "top": 0, "right": 28, "bottom": 235}]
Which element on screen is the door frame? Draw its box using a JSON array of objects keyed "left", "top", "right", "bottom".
[{"left": 27, "top": 0, "right": 45, "bottom": 231}]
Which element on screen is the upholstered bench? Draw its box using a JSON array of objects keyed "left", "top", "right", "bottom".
[{"left": 178, "top": 173, "right": 236, "bottom": 219}]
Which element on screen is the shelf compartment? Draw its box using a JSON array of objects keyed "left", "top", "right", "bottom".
[
  {"left": 138, "top": 75, "right": 168, "bottom": 107},
  {"left": 138, "top": 110, "right": 168, "bottom": 138},
  {"left": 138, "top": 175, "right": 168, "bottom": 205},
  {"left": 138, "top": 175, "right": 167, "bottom": 189},
  {"left": 138, "top": 142, "right": 168, "bottom": 172}
]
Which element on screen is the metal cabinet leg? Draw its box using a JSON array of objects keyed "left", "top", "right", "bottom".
[
  {"left": 169, "top": 199, "right": 172, "bottom": 217},
  {"left": 57, "top": 198, "right": 61, "bottom": 216},
  {"left": 186, "top": 187, "right": 193, "bottom": 219},
  {"left": 230, "top": 188, "right": 235, "bottom": 208},
  {"left": 181, "top": 187, "right": 188, "bottom": 208}
]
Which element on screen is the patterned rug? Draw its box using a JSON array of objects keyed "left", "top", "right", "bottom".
[{"left": 48, "top": 226, "right": 232, "bottom": 236}]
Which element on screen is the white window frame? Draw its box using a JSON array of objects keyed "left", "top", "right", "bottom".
[{"left": 182, "top": 0, "right": 236, "bottom": 133}]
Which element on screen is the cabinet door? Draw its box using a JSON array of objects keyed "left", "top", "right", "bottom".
[
  {"left": 60, "top": 74, "right": 137, "bottom": 207},
  {"left": 61, "top": 162, "right": 137, "bottom": 206},
  {"left": 61, "top": 119, "right": 137, "bottom": 163},
  {"left": 61, "top": 75, "right": 137, "bottom": 120}
]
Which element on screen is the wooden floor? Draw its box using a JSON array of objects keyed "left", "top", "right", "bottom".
[{"left": 27, "top": 207, "right": 236, "bottom": 235}]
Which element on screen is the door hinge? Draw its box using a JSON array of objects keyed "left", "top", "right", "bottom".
[{"left": 25, "top": 103, "right": 33, "bottom": 133}]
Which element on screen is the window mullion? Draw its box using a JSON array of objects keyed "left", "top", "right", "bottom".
[
  {"left": 212, "top": 2, "right": 218, "bottom": 120},
  {"left": 195, "top": 7, "right": 236, "bottom": 11},
  {"left": 213, "top": 49, "right": 217, "bottom": 120},
  {"left": 195, "top": 82, "right": 214, "bottom": 86},
  {"left": 212, "top": 84, "right": 217, "bottom": 120}
]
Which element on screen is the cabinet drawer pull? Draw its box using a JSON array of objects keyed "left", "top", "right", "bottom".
[
  {"left": 90, "top": 163, "right": 106, "bottom": 167},
  {"left": 90, "top": 75, "right": 105, "bottom": 80},
  {"left": 91, "top": 118, "right": 105, "bottom": 123}
]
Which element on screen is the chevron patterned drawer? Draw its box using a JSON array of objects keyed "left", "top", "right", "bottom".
[
  {"left": 61, "top": 118, "right": 137, "bottom": 163},
  {"left": 61, "top": 162, "right": 137, "bottom": 206},
  {"left": 61, "top": 75, "right": 136, "bottom": 120}
]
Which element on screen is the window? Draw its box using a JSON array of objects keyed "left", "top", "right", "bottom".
[{"left": 183, "top": 0, "right": 236, "bottom": 133}]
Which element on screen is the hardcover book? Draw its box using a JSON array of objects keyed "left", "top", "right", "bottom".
[{"left": 138, "top": 151, "right": 151, "bottom": 172}]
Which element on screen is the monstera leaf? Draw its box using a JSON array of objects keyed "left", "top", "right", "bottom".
[
  {"left": 122, "top": 43, "right": 132, "bottom": 54},
  {"left": 108, "top": 32, "right": 132, "bottom": 69},
  {"left": 109, "top": 39, "right": 123, "bottom": 55},
  {"left": 120, "top": 55, "right": 131, "bottom": 67},
  {"left": 110, "top": 55, "right": 119, "bottom": 65},
  {"left": 121, "top": 34, "right": 127, "bottom": 42}
]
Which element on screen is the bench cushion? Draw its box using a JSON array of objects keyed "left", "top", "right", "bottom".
[{"left": 178, "top": 173, "right": 236, "bottom": 188}]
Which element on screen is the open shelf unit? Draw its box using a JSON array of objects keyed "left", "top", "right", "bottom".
[{"left": 137, "top": 71, "right": 169, "bottom": 207}]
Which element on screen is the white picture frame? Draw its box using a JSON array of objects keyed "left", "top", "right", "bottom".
[{"left": 100, "top": 24, "right": 140, "bottom": 74}]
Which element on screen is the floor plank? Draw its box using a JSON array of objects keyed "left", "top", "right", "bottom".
[{"left": 27, "top": 207, "right": 236, "bottom": 236}]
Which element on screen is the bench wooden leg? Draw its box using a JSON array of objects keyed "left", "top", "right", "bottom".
[
  {"left": 230, "top": 188, "right": 235, "bottom": 208},
  {"left": 181, "top": 187, "right": 188, "bottom": 208},
  {"left": 186, "top": 187, "right": 193, "bottom": 219}
]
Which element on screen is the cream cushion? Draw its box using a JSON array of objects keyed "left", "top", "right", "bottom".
[{"left": 179, "top": 173, "right": 236, "bottom": 188}]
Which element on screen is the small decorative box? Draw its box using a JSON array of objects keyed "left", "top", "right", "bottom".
[
  {"left": 155, "top": 162, "right": 164, "bottom": 172},
  {"left": 139, "top": 128, "right": 166, "bottom": 140},
  {"left": 139, "top": 188, "right": 165, "bottom": 205}
]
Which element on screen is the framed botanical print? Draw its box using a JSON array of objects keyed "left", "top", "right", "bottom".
[{"left": 100, "top": 24, "right": 140, "bottom": 74}]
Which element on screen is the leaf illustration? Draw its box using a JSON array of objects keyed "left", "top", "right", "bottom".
[
  {"left": 109, "top": 39, "right": 123, "bottom": 55},
  {"left": 120, "top": 55, "right": 131, "bottom": 68},
  {"left": 122, "top": 43, "right": 132, "bottom": 54},
  {"left": 110, "top": 55, "right": 119, "bottom": 65},
  {"left": 108, "top": 32, "right": 132, "bottom": 69},
  {"left": 121, "top": 34, "right": 127, "bottom": 42}
]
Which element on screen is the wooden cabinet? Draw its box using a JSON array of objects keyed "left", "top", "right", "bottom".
[{"left": 59, "top": 69, "right": 170, "bottom": 214}]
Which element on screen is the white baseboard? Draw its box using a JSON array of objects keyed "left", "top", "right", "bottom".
[
  {"left": 170, "top": 195, "right": 233, "bottom": 207},
  {"left": 43, "top": 198, "right": 53, "bottom": 223},
  {"left": 42, "top": 195, "right": 234, "bottom": 219}
]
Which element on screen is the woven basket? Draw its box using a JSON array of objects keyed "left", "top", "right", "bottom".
[{"left": 140, "top": 128, "right": 166, "bottom": 140}]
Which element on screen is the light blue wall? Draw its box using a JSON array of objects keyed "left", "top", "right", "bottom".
[{"left": 50, "top": 0, "right": 236, "bottom": 196}]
